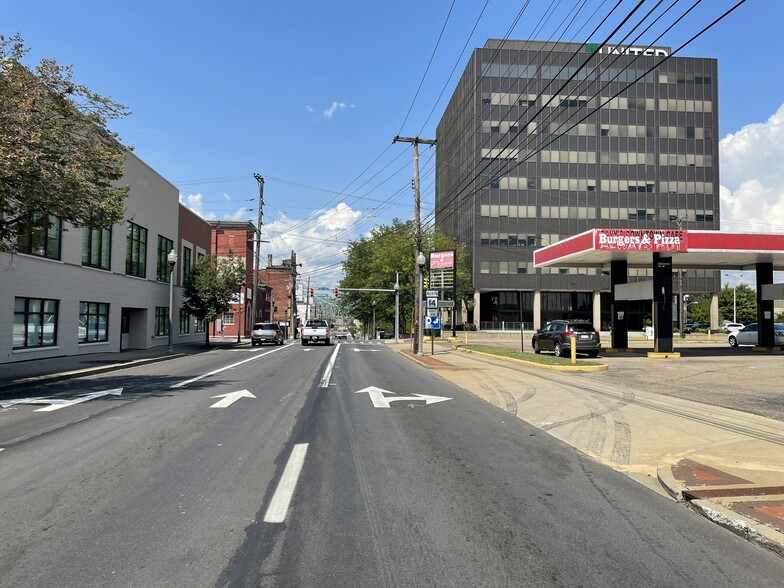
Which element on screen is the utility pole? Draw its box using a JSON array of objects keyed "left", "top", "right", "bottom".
[
  {"left": 394, "top": 135, "right": 436, "bottom": 355},
  {"left": 252, "top": 174, "right": 265, "bottom": 329}
]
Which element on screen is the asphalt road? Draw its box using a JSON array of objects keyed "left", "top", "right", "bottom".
[{"left": 1, "top": 342, "right": 783, "bottom": 587}]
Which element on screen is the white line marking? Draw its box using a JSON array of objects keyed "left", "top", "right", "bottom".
[
  {"left": 319, "top": 344, "right": 340, "bottom": 388},
  {"left": 170, "top": 344, "right": 289, "bottom": 388},
  {"left": 263, "top": 443, "right": 309, "bottom": 523}
]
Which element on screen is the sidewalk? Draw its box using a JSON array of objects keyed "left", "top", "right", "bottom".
[
  {"left": 391, "top": 339, "right": 784, "bottom": 557},
  {"left": 0, "top": 338, "right": 243, "bottom": 393}
]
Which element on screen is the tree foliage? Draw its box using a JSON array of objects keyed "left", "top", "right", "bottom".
[
  {"left": 340, "top": 219, "right": 473, "bottom": 335},
  {"left": 717, "top": 282, "right": 757, "bottom": 324},
  {"left": 0, "top": 33, "right": 131, "bottom": 250},
  {"left": 182, "top": 253, "right": 246, "bottom": 346}
]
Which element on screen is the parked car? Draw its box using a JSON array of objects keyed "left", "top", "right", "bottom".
[
  {"left": 727, "top": 323, "right": 784, "bottom": 347},
  {"left": 683, "top": 323, "right": 710, "bottom": 333},
  {"left": 251, "top": 322, "right": 284, "bottom": 346},
  {"left": 722, "top": 322, "right": 744, "bottom": 333},
  {"left": 532, "top": 319, "right": 601, "bottom": 358}
]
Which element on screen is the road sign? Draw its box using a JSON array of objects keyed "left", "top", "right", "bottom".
[
  {"left": 437, "top": 300, "right": 455, "bottom": 308},
  {"left": 426, "top": 315, "right": 441, "bottom": 329},
  {"left": 426, "top": 290, "right": 439, "bottom": 298},
  {"left": 426, "top": 298, "right": 438, "bottom": 309}
]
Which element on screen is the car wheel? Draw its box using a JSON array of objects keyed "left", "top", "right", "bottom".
[
  {"left": 587, "top": 351, "right": 599, "bottom": 358},
  {"left": 728, "top": 335, "right": 738, "bottom": 347},
  {"left": 325, "top": 338, "right": 331, "bottom": 345},
  {"left": 533, "top": 339, "right": 541, "bottom": 354},
  {"left": 554, "top": 341, "right": 564, "bottom": 357},
  {"left": 302, "top": 340, "right": 308, "bottom": 346}
]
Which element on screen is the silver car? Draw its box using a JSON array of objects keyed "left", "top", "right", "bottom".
[
  {"left": 251, "top": 322, "right": 284, "bottom": 346},
  {"left": 727, "top": 323, "right": 784, "bottom": 347}
]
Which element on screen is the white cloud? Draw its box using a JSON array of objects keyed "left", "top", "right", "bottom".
[
  {"left": 223, "top": 192, "right": 231, "bottom": 201},
  {"left": 263, "top": 203, "right": 363, "bottom": 287},
  {"left": 179, "top": 193, "right": 217, "bottom": 220},
  {"left": 305, "top": 105, "right": 313, "bottom": 113},
  {"left": 323, "top": 101, "right": 347, "bottom": 119},
  {"left": 720, "top": 103, "right": 784, "bottom": 232}
]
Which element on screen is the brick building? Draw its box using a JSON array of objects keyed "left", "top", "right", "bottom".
[
  {"left": 258, "top": 251, "right": 299, "bottom": 338},
  {"left": 208, "top": 220, "right": 259, "bottom": 339}
]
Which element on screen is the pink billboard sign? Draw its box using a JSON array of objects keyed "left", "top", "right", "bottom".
[
  {"left": 430, "top": 250, "right": 455, "bottom": 269},
  {"left": 595, "top": 229, "right": 687, "bottom": 252}
]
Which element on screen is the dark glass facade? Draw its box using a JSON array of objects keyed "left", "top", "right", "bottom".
[{"left": 436, "top": 40, "right": 720, "bottom": 330}]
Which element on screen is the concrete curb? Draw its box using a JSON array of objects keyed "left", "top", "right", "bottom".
[
  {"left": 657, "top": 455, "right": 784, "bottom": 557},
  {"left": 0, "top": 353, "right": 187, "bottom": 392},
  {"left": 453, "top": 346, "right": 609, "bottom": 372}
]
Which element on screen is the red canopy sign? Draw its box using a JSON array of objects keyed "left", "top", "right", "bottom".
[{"left": 595, "top": 229, "right": 687, "bottom": 252}]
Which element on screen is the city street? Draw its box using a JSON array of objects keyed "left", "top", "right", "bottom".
[{"left": 1, "top": 341, "right": 783, "bottom": 586}]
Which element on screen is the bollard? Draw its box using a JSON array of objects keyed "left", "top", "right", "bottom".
[{"left": 571, "top": 335, "right": 577, "bottom": 364}]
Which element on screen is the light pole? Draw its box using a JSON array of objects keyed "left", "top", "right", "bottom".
[
  {"left": 416, "top": 252, "right": 426, "bottom": 355},
  {"left": 724, "top": 273, "right": 742, "bottom": 323},
  {"left": 372, "top": 300, "right": 376, "bottom": 340},
  {"left": 167, "top": 249, "right": 177, "bottom": 354},
  {"left": 394, "top": 272, "right": 400, "bottom": 343}
]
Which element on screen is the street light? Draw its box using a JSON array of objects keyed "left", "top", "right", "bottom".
[
  {"left": 372, "top": 299, "right": 376, "bottom": 340},
  {"left": 167, "top": 249, "right": 177, "bottom": 354},
  {"left": 416, "top": 252, "right": 426, "bottom": 355},
  {"left": 394, "top": 272, "right": 400, "bottom": 343},
  {"left": 724, "top": 273, "right": 743, "bottom": 323}
]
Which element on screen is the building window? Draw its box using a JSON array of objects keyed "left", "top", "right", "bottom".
[
  {"left": 157, "top": 236, "right": 174, "bottom": 282},
  {"left": 14, "top": 297, "right": 58, "bottom": 349},
  {"left": 182, "top": 246, "right": 192, "bottom": 283},
  {"left": 155, "top": 307, "right": 169, "bottom": 337},
  {"left": 79, "top": 302, "right": 109, "bottom": 343},
  {"left": 195, "top": 317, "right": 206, "bottom": 333},
  {"left": 223, "top": 313, "right": 235, "bottom": 325},
  {"left": 17, "top": 214, "right": 61, "bottom": 260},
  {"left": 126, "top": 222, "right": 148, "bottom": 277},
  {"left": 82, "top": 226, "right": 112, "bottom": 270},
  {"left": 179, "top": 309, "right": 190, "bottom": 334}
]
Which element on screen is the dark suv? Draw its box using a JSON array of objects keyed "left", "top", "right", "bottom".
[
  {"left": 532, "top": 319, "right": 601, "bottom": 358},
  {"left": 251, "top": 323, "right": 284, "bottom": 346}
]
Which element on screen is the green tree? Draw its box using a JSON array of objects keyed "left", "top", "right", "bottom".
[
  {"left": 182, "top": 253, "right": 246, "bottom": 346},
  {"left": 718, "top": 283, "right": 756, "bottom": 325},
  {"left": 0, "top": 33, "right": 130, "bottom": 250},
  {"left": 340, "top": 219, "right": 473, "bottom": 336}
]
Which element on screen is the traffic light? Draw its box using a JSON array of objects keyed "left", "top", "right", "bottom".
[
  {"left": 334, "top": 287, "right": 339, "bottom": 296},
  {"left": 309, "top": 287, "right": 314, "bottom": 297},
  {"left": 423, "top": 272, "right": 429, "bottom": 289}
]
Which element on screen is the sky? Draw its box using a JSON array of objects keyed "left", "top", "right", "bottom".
[{"left": 4, "top": 0, "right": 783, "bottom": 291}]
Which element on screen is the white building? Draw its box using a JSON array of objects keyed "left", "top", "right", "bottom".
[{"left": 1, "top": 151, "right": 211, "bottom": 364}]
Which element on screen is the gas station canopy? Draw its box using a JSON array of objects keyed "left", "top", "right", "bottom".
[{"left": 534, "top": 229, "right": 784, "bottom": 271}]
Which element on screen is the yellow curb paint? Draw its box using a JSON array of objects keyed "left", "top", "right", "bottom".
[
  {"left": 646, "top": 352, "right": 682, "bottom": 359},
  {"left": 455, "top": 347, "right": 608, "bottom": 372}
]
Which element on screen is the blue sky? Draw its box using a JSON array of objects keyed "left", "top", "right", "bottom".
[{"left": 4, "top": 0, "right": 783, "bottom": 289}]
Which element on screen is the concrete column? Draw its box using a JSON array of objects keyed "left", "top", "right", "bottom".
[
  {"left": 757, "top": 262, "right": 775, "bottom": 347},
  {"left": 610, "top": 260, "right": 628, "bottom": 348},
  {"left": 473, "top": 291, "right": 481, "bottom": 330},
  {"left": 652, "top": 253, "right": 673, "bottom": 353},
  {"left": 710, "top": 293, "right": 719, "bottom": 330},
  {"left": 533, "top": 290, "right": 542, "bottom": 330},
  {"left": 593, "top": 291, "right": 601, "bottom": 331}
]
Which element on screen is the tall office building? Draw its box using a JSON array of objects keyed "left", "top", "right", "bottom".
[{"left": 436, "top": 40, "right": 719, "bottom": 330}]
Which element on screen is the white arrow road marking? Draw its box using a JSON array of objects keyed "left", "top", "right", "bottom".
[
  {"left": 352, "top": 348, "right": 380, "bottom": 352},
  {"left": 264, "top": 443, "right": 309, "bottom": 523},
  {"left": 0, "top": 388, "right": 122, "bottom": 412},
  {"left": 209, "top": 389, "right": 256, "bottom": 408},
  {"left": 355, "top": 386, "right": 452, "bottom": 408},
  {"left": 0, "top": 388, "right": 124, "bottom": 412}
]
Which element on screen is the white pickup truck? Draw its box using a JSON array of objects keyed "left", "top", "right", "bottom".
[{"left": 301, "top": 319, "right": 331, "bottom": 346}]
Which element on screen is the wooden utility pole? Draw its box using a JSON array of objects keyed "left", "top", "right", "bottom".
[
  {"left": 394, "top": 135, "right": 436, "bottom": 355},
  {"left": 252, "top": 174, "right": 265, "bottom": 328}
]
